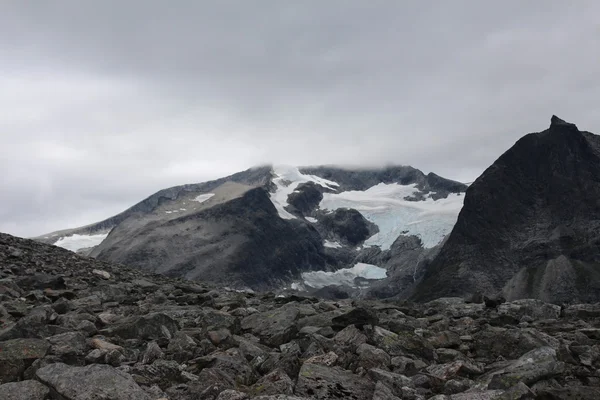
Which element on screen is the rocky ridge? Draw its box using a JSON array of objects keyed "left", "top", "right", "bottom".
[{"left": 2, "top": 232, "right": 600, "bottom": 399}]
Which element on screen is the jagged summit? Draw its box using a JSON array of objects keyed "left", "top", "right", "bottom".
[{"left": 550, "top": 114, "right": 578, "bottom": 130}]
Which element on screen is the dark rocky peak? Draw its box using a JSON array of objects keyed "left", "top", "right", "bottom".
[{"left": 413, "top": 116, "right": 600, "bottom": 303}]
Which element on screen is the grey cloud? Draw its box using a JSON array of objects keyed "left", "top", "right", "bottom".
[{"left": 1, "top": 1, "right": 600, "bottom": 236}]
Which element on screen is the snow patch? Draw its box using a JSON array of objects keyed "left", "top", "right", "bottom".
[
  {"left": 270, "top": 165, "right": 339, "bottom": 220},
  {"left": 305, "top": 217, "right": 318, "bottom": 223},
  {"left": 324, "top": 240, "right": 342, "bottom": 249},
  {"left": 193, "top": 193, "right": 215, "bottom": 203},
  {"left": 54, "top": 232, "right": 109, "bottom": 252},
  {"left": 319, "top": 183, "right": 464, "bottom": 249},
  {"left": 301, "top": 263, "right": 387, "bottom": 289}
]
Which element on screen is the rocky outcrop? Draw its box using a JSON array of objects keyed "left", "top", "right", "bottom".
[
  {"left": 319, "top": 208, "right": 378, "bottom": 246},
  {"left": 285, "top": 182, "right": 325, "bottom": 215},
  {"left": 2, "top": 232, "right": 600, "bottom": 398},
  {"left": 414, "top": 116, "right": 600, "bottom": 303}
]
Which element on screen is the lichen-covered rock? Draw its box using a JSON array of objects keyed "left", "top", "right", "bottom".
[
  {"left": 0, "top": 338, "right": 49, "bottom": 383},
  {"left": 36, "top": 362, "right": 151, "bottom": 400},
  {"left": 295, "top": 363, "right": 375, "bottom": 399},
  {"left": 241, "top": 304, "right": 300, "bottom": 347},
  {"left": 0, "top": 379, "right": 50, "bottom": 400},
  {"left": 487, "top": 347, "right": 564, "bottom": 390}
]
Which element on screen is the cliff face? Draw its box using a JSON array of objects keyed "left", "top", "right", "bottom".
[{"left": 413, "top": 116, "right": 600, "bottom": 303}]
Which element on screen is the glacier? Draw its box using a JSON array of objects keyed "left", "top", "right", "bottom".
[{"left": 320, "top": 183, "right": 464, "bottom": 249}]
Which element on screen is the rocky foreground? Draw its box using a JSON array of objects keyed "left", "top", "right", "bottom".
[{"left": 2, "top": 233, "right": 600, "bottom": 399}]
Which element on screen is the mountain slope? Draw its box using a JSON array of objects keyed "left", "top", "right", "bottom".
[
  {"left": 413, "top": 116, "right": 600, "bottom": 303},
  {"left": 34, "top": 166, "right": 274, "bottom": 251}
]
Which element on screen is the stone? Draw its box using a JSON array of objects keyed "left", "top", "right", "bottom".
[
  {"left": 295, "top": 362, "right": 375, "bottom": 399},
  {"left": 497, "top": 300, "right": 561, "bottom": 321},
  {"left": 0, "top": 379, "right": 50, "bottom": 400},
  {"left": 90, "top": 337, "right": 123, "bottom": 351},
  {"left": 372, "top": 381, "right": 401, "bottom": 400},
  {"left": 474, "top": 327, "right": 559, "bottom": 361},
  {"left": 535, "top": 386, "right": 600, "bottom": 399},
  {"left": 0, "top": 338, "right": 49, "bottom": 383},
  {"left": 331, "top": 307, "right": 378, "bottom": 330},
  {"left": 492, "top": 382, "right": 534, "bottom": 399},
  {"left": 333, "top": 324, "right": 368, "bottom": 350},
  {"left": 368, "top": 326, "right": 435, "bottom": 360},
  {"left": 368, "top": 368, "right": 413, "bottom": 396},
  {"left": 48, "top": 331, "right": 88, "bottom": 360},
  {"left": 487, "top": 347, "right": 565, "bottom": 390},
  {"left": 194, "top": 351, "right": 256, "bottom": 386},
  {"left": 304, "top": 351, "right": 338, "bottom": 366},
  {"left": 241, "top": 304, "right": 299, "bottom": 347},
  {"left": 250, "top": 369, "right": 294, "bottom": 396},
  {"left": 426, "top": 360, "right": 484, "bottom": 381},
  {"left": 92, "top": 269, "right": 111, "bottom": 279},
  {"left": 216, "top": 390, "right": 249, "bottom": 400},
  {"left": 142, "top": 341, "right": 164, "bottom": 364},
  {"left": 105, "top": 312, "right": 179, "bottom": 340},
  {"left": 36, "top": 362, "right": 151, "bottom": 399},
  {"left": 428, "top": 331, "right": 462, "bottom": 349},
  {"left": 356, "top": 343, "right": 391, "bottom": 370}
]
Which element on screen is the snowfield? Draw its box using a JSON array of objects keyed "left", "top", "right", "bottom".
[
  {"left": 270, "top": 166, "right": 339, "bottom": 220},
  {"left": 320, "top": 183, "right": 464, "bottom": 249},
  {"left": 324, "top": 240, "right": 343, "bottom": 248},
  {"left": 301, "top": 262, "right": 387, "bottom": 289},
  {"left": 193, "top": 193, "right": 215, "bottom": 203},
  {"left": 54, "top": 232, "right": 109, "bottom": 252}
]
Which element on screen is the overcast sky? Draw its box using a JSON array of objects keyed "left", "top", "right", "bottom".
[{"left": 1, "top": 1, "right": 599, "bottom": 237}]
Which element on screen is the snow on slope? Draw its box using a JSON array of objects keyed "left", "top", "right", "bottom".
[
  {"left": 324, "top": 240, "right": 342, "bottom": 248},
  {"left": 54, "top": 232, "right": 109, "bottom": 252},
  {"left": 193, "top": 193, "right": 215, "bottom": 203},
  {"left": 270, "top": 165, "right": 339, "bottom": 219},
  {"left": 320, "top": 183, "right": 464, "bottom": 249},
  {"left": 301, "top": 263, "right": 387, "bottom": 289}
]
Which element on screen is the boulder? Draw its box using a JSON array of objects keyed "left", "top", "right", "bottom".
[
  {"left": 241, "top": 304, "right": 299, "bottom": 347},
  {"left": 295, "top": 362, "right": 375, "bottom": 399},
  {"left": 487, "top": 347, "right": 565, "bottom": 390},
  {"left": 0, "top": 338, "right": 49, "bottom": 383},
  {"left": 250, "top": 369, "right": 294, "bottom": 396},
  {"left": 497, "top": 300, "right": 561, "bottom": 321},
  {"left": 104, "top": 312, "right": 179, "bottom": 340},
  {"left": 0, "top": 379, "right": 50, "bottom": 400},
  {"left": 36, "top": 362, "right": 151, "bottom": 399}
]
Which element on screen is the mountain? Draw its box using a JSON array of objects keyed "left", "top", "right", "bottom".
[
  {"left": 36, "top": 165, "right": 467, "bottom": 292},
  {"left": 413, "top": 116, "right": 600, "bottom": 303}
]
